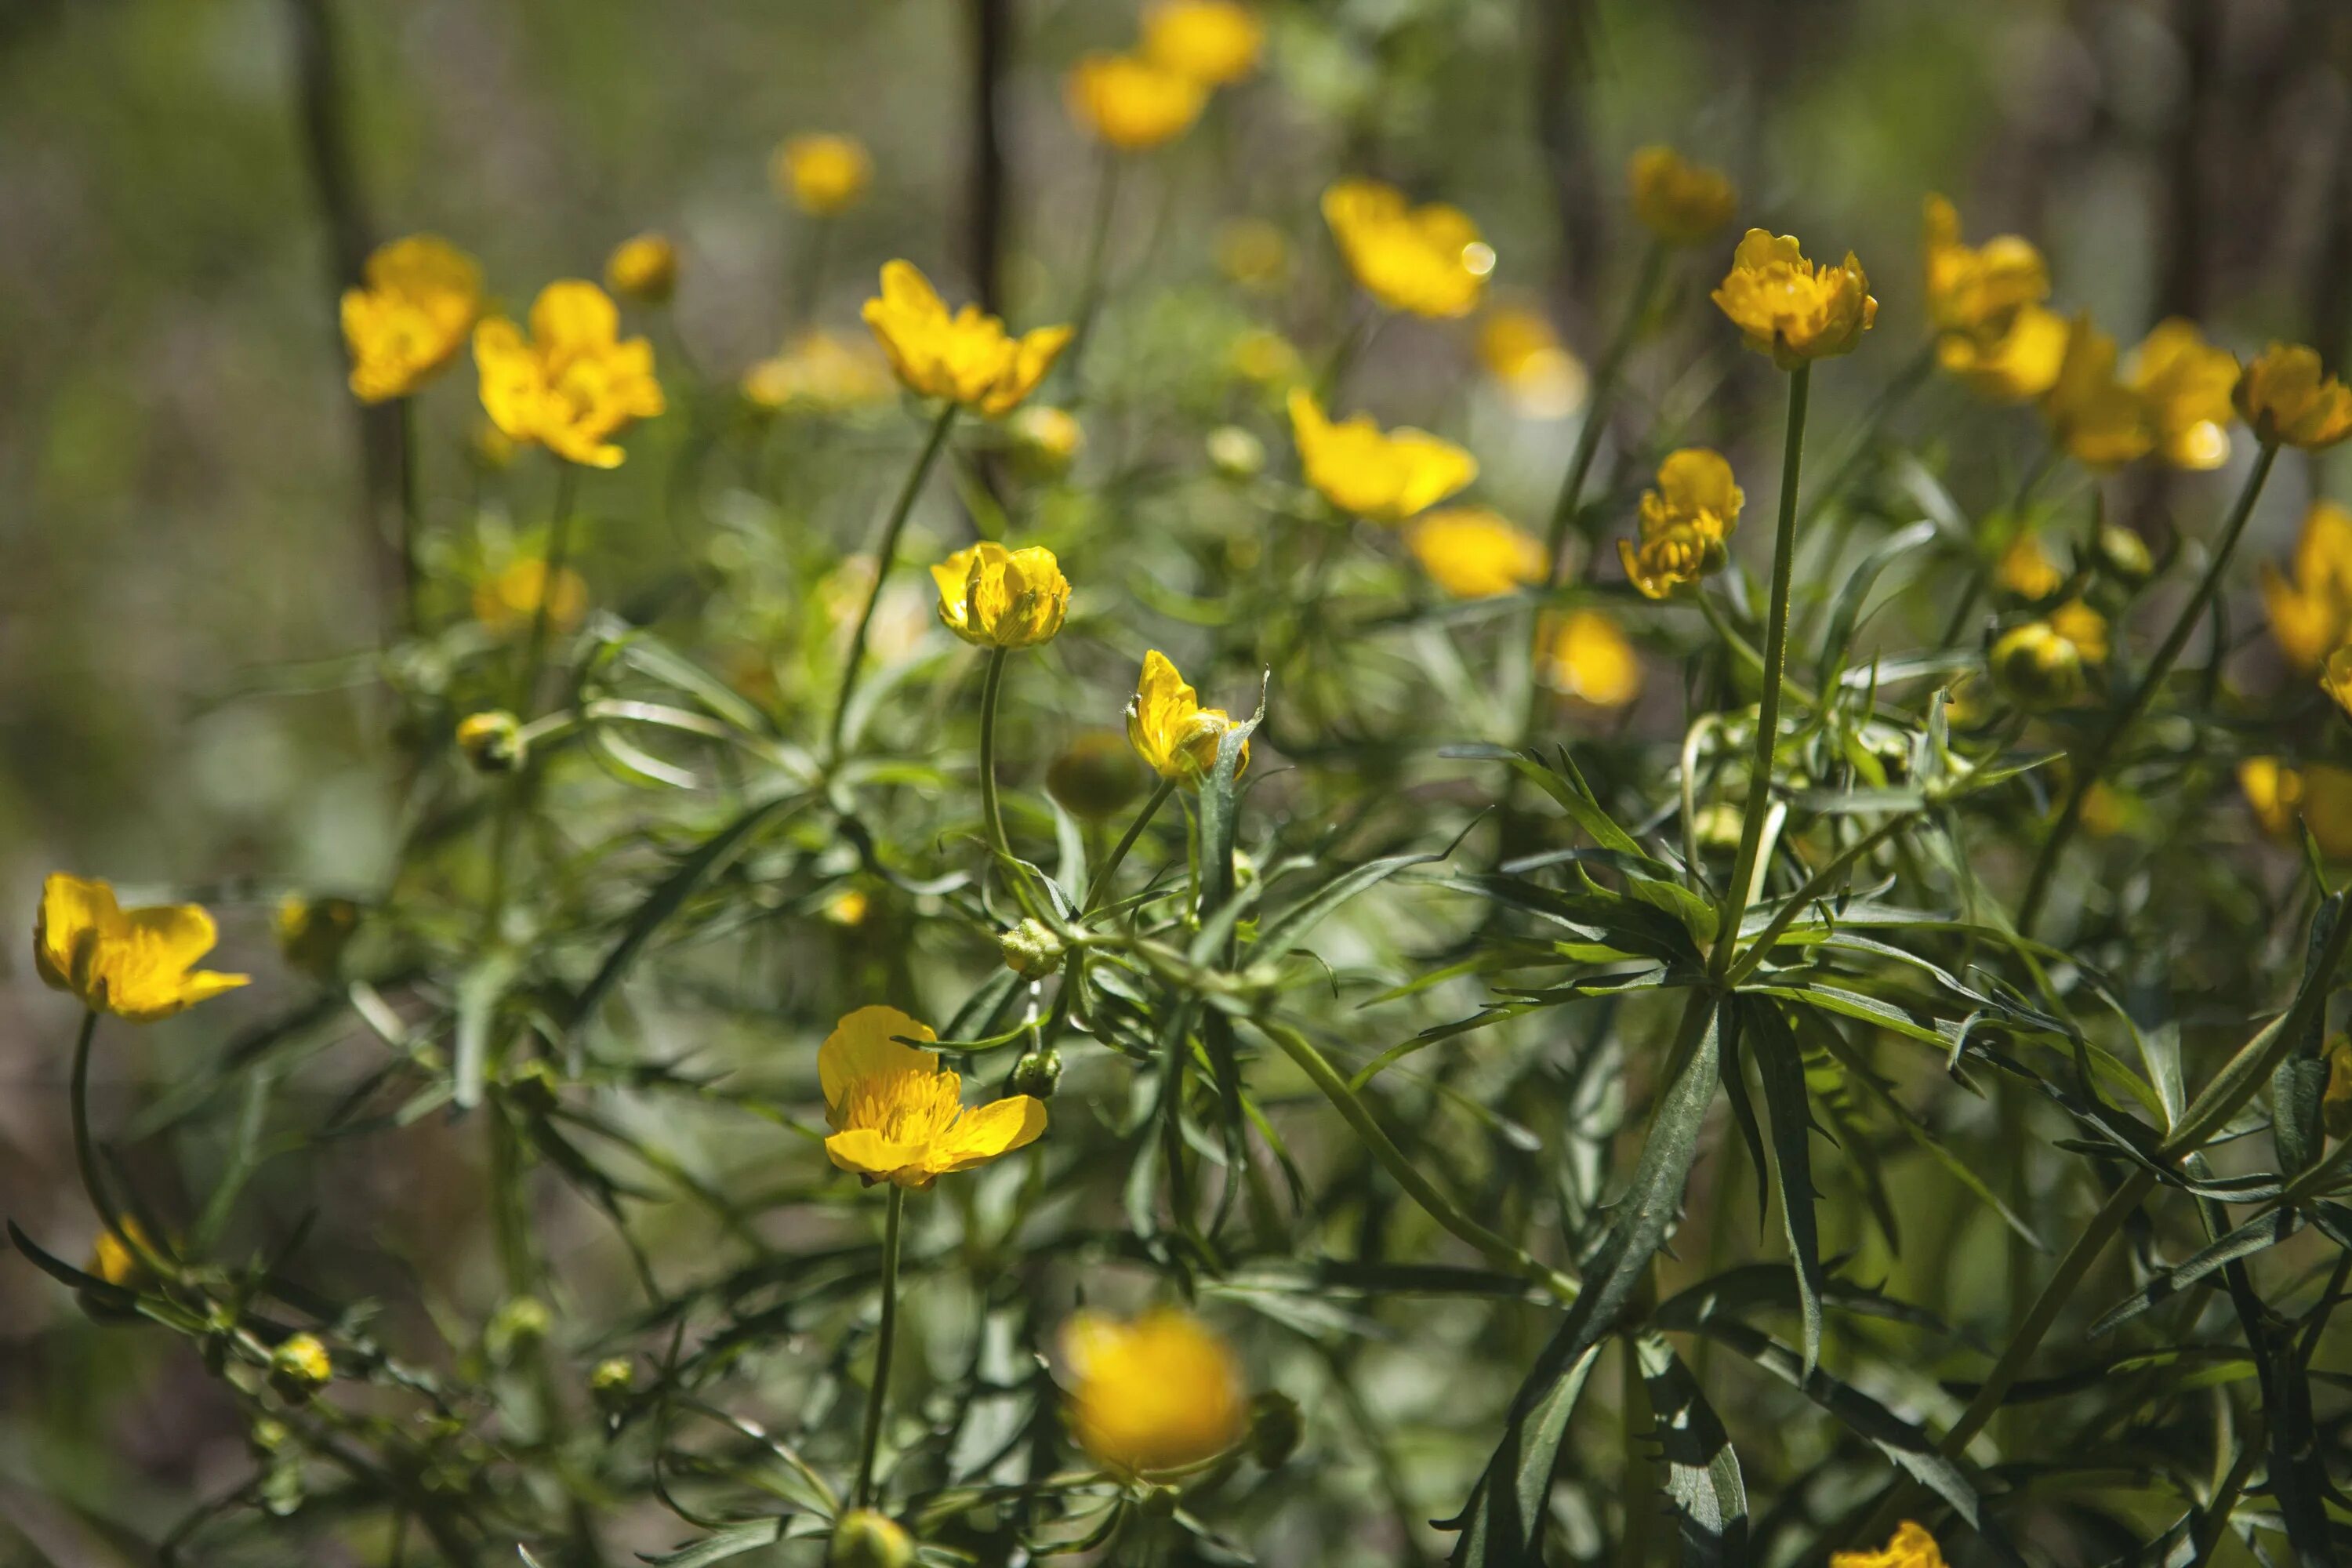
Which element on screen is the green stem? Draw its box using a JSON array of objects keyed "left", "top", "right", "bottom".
[
  {"left": 516, "top": 461, "right": 580, "bottom": 715},
  {"left": 67, "top": 1008, "right": 172, "bottom": 1279},
  {"left": 1709, "top": 363, "right": 1811, "bottom": 980},
  {"left": 397, "top": 394, "right": 422, "bottom": 634},
  {"left": 978, "top": 647, "right": 1012, "bottom": 863},
  {"left": 1541, "top": 240, "right": 1666, "bottom": 575},
  {"left": 2016, "top": 441, "right": 2278, "bottom": 937},
  {"left": 1084, "top": 777, "right": 1176, "bottom": 916},
  {"left": 829, "top": 405, "right": 959, "bottom": 758},
  {"left": 789, "top": 216, "right": 833, "bottom": 329},
  {"left": 852, "top": 1183, "right": 907, "bottom": 1510},
  {"left": 1720, "top": 811, "right": 1909, "bottom": 987},
  {"left": 1058, "top": 149, "right": 1121, "bottom": 393}
]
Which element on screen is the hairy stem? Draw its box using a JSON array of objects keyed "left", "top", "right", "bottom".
[
  {"left": 829, "top": 405, "right": 959, "bottom": 758},
  {"left": 852, "top": 1183, "right": 907, "bottom": 1509}
]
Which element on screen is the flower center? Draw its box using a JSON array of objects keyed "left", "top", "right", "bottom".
[{"left": 838, "top": 1065, "right": 965, "bottom": 1147}]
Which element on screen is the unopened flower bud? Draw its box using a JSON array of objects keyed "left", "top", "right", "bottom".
[
  {"left": 2096, "top": 523, "right": 2154, "bottom": 585},
  {"left": 1000, "top": 918, "right": 1066, "bottom": 979},
  {"left": 590, "top": 1356, "right": 635, "bottom": 1414},
  {"left": 1011, "top": 1048, "right": 1063, "bottom": 1099},
  {"left": 270, "top": 1334, "right": 333, "bottom": 1403},
  {"left": 1247, "top": 1390, "right": 1302, "bottom": 1468},
  {"left": 1046, "top": 731, "right": 1146, "bottom": 821},
  {"left": 1692, "top": 802, "right": 1746, "bottom": 853},
  {"left": 1008, "top": 405, "right": 1083, "bottom": 480},
  {"left": 1207, "top": 425, "right": 1266, "bottom": 480},
  {"left": 276, "top": 892, "right": 361, "bottom": 982},
  {"left": 487, "top": 1297, "right": 551, "bottom": 1364},
  {"left": 456, "top": 710, "right": 526, "bottom": 772},
  {"left": 1138, "top": 1483, "right": 1181, "bottom": 1519},
  {"left": 249, "top": 1417, "right": 291, "bottom": 1457},
  {"left": 1989, "top": 621, "right": 2085, "bottom": 710},
  {"left": 827, "top": 1509, "right": 914, "bottom": 1568}
]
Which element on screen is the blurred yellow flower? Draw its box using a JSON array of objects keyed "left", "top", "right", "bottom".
[
  {"left": 2047, "top": 598, "right": 2108, "bottom": 663},
  {"left": 340, "top": 234, "right": 483, "bottom": 404},
  {"left": 2241, "top": 757, "right": 2352, "bottom": 859},
  {"left": 1831, "top": 1521, "right": 1947, "bottom": 1568},
  {"left": 1712, "top": 230, "right": 1876, "bottom": 368},
  {"left": 1921, "top": 195, "right": 2047, "bottom": 340},
  {"left": 2325, "top": 644, "right": 2352, "bottom": 719},
  {"left": 1628, "top": 147, "right": 1736, "bottom": 246},
  {"left": 474, "top": 281, "right": 665, "bottom": 469},
  {"left": 1128, "top": 650, "right": 1247, "bottom": 784},
  {"left": 275, "top": 892, "right": 358, "bottom": 980},
  {"left": 2127, "top": 319, "right": 2237, "bottom": 470},
  {"left": 2236, "top": 343, "right": 2352, "bottom": 450},
  {"left": 1406, "top": 508, "right": 1546, "bottom": 598},
  {"left": 1940, "top": 307, "right": 2068, "bottom": 403},
  {"left": 1995, "top": 533, "right": 2064, "bottom": 601},
  {"left": 1476, "top": 308, "right": 1588, "bottom": 419},
  {"left": 1287, "top": 388, "right": 1476, "bottom": 523},
  {"left": 2260, "top": 500, "right": 2352, "bottom": 671},
  {"left": 474, "top": 557, "right": 589, "bottom": 637},
  {"left": 1229, "top": 328, "right": 1301, "bottom": 386},
  {"left": 1062, "top": 1308, "right": 1247, "bottom": 1475},
  {"left": 1142, "top": 0, "right": 1264, "bottom": 85},
  {"left": 1066, "top": 52, "right": 1207, "bottom": 151},
  {"left": 824, "top": 888, "right": 871, "bottom": 927},
  {"left": 930, "top": 541, "right": 1070, "bottom": 648},
  {"left": 1618, "top": 448, "right": 1742, "bottom": 599},
  {"left": 1990, "top": 620, "right": 2085, "bottom": 709},
  {"left": 35, "top": 873, "right": 249, "bottom": 1022},
  {"left": 1323, "top": 179, "right": 1493, "bottom": 319},
  {"left": 2042, "top": 315, "right": 2155, "bottom": 470},
  {"left": 742, "top": 330, "right": 893, "bottom": 412},
  {"left": 862, "top": 261, "right": 1073, "bottom": 417},
  {"left": 2325, "top": 1035, "right": 2352, "bottom": 1136},
  {"left": 1537, "top": 610, "right": 1642, "bottom": 708},
  {"left": 774, "top": 133, "right": 872, "bottom": 217},
  {"left": 88, "top": 1215, "right": 155, "bottom": 1288},
  {"left": 819, "top": 1005, "right": 1047, "bottom": 1188},
  {"left": 2078, "top": 780, "right": 2129, "bottom": 839},
  {"left": 1007, "top": 405, "right": 1083, "bottom": 478},
  {"left": 604, "top": 232, "right": 678, "bottom": 304},
  {"left": 1215, "top": 219, "right": 1290, "bottom": 292}
]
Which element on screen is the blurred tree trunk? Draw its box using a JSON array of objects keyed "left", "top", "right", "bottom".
[
  {"left": 285, "top": 0, "right": 407, "bottom": 634},
  {"left": 2152, "top": 0, "right": 2220, "bottom": 324},
  {"left": 967, "top": 0, "right": 1011, "bottom": 311}
]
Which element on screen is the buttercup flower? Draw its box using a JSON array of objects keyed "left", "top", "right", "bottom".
[
  {"left": 1617, "top": 447, "right": 1743, "bottom": 599},
  {"left": 818, "top": 1005, "right": 1047, "bottom": 1188},
  {"left": 2324, "top": 644, "right": 2352, "bottom": 720},
  {"left": 474, "top": 557, "right": 589, "bottom": 637},
  {"left": 930, "top": 542, "right": 1070, "bottom": 648},
  {"left": 2042, "top": 315, "right": 2156, "bottom": 470},
  {"left": 2241, "top": 757, "right": 2352, "bottom": 859},
  {"left": 1065, "top": 53, "right": 1207, "bottom": 152},
  {"left": 2047, "top": 598, "right": 2109, "bottom": 664},
  {"left": 2261, "top": 500, "right": 2352, "bottom": 671},
  {"left": 340, "top": 234, "right": 483, "bottom": 404},
  {"left": 1287, "top": 389, "right": 1476, "bottom": 524},
  {"left": 1407, "top": 508, "right": 1547, "bottom": 598},
  {"left": 1938, "top": 305, "right": 2068, "bottom": 403},
  {"left": 1628, "top": 147, "right": 1736, "bottom": 246},
  {"left": 1062, "top": 1308, "right": 1247, "bottom": 1475},
  {"left": 1477, "top": 308, "right": 1588, "bottom": 419},
  {"left": 742, "top": 331, "right": 893, "bottom": 412},
  {"left": 1990, "top": 620, "right": 2085, "bottom": 709},
  {"left": 2127, "top": 319, "right": 2237, "bottom": 470},
  {"left": 1537, "top": 610, "right": 1642, "bottom": 708},
  {"left": 1921, "top": 195, "right": 2047, "bottom": 340},
  {"left": 1007, "top": 405, "right": 1083, "bottom": 479},
  {"left": 862, "top": 262, "right": 1073, "bottom": 417},
  {"left": 774, "top": 133, "right": 872, "bottom": 217},
  {"left": 474, "top": 281, "right": 665, "bottom": 469},
  {"left": 1142, "top": 0, "right": 1264, "bottom": 85},
  {"left": 35, "top": 873, "right": 249, "bottom": 1022},
  {"left": 1322, "top": 179, "right": 1494, "bottom": 319},
  {"left": 1831, "top": 1522, "right": 1947, "bottom": 1568},
  {"left": 1712, "top": 230, "right": 1876, "bottom": 368},
  {"left": 1128, "top": 650, "right": 1248, "bottom": 784},
  {"left": 2236, "top": 343, "right": 2352, "bottom": 450},
  {"left": 604, "top": 232, "right": 678, "bottom": 304},
  {"left": 1996, "top": 533, "right": 2065, "bottom": 601}
]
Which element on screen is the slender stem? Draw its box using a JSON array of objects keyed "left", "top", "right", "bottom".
[
  {"left": 978, "top": 646, "right": 1012, "bottom": 861},
  {"left": 516, "top": 461, "right": 581, "bottom": 715},
  {"left": 829, "top": 405, "right": 960, "bottom": 758},
  {"left": 1058, "top": 150, "right": 1121, "bottom": 392},
  {"left": 852, "top": 1183, "right": 907, "bottom": 1510},
  {"left": 1541, "top": 240, "right": 1667, "bottom": 576},
  {"left": 396, "top": 394, "right": 422, "bottom": 633},
  {"left": 1709, "top": 364, "right": 1811, "bottom": 979},
  {"left": 2016, "top": 441, "right": 2278, "bottom": 936},
  {"left": 1084, "top": 778, "right": 1176, "bottom": 916},
  {"left": 67, "top": 1007, "right": 166, "bottom": 1278},
  {"left": 789, "top": 217, "right": 833, "bottom": 329},
  {"left": 1617, "top": 1332, "right": 1657, "bottom": 1568},
  {"left": 1721, "top": 811, "right": 1909, "bottom": 987}
]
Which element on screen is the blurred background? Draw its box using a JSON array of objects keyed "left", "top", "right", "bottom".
[{"left": 4, "top": 0, "right": 2351, "bottom": 1555}]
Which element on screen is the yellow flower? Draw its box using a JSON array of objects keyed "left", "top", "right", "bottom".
[
  {"left": 1628, "top": 147, "right": 1736, "bottom": 245},
  {"left": 818, "top": 1005, "right": 1047, "bottom": 1188},
  {"left": 1062, "top": 1308, "right": 1247, "bottom": 1475},
  {"left": 474, "top": 557, "right": 589, "bottom": 637},
  {"left": 2325, "top": 1035, "right": 2352, "bottom": 1138},
  {"left": 1127, "top": 650, "right": 1247, "bottom": 784},
  {"left": 2241, "top": 757, "right": 2352, "bottom": 859},
  {"left": 275, "top": 893, "right": 359, "bottom": 981},
  {"left": 2260, "top": 500, "right": 2352, "bottom": 671},
  {"left": 34, "top": 873, "right": 249, "bottom": 1022},
  {"left": 88, "top": 1215, "right": 156, "bottom": 1288},
  {"left": 862, "top": 261, "right": 1073, "bottom": 417},
  {"left": 2236, "top": 343, "right": 2352, "bottom": 450},
  {"left": 1142, "top": 0, "right": 1265, "bottom": 85},
  {"left": 1287, "top": 388, "right": 1476, "bottom": 524},
  {"left": 2078, "top": 780, "right": 2129, "bottom": 840},
  {"left": 1831, "top": 1521, "right": 1947, "bottom": 1568},
  {"left": 825, "top": 889, "right": 872, "bottom": 927},
  {"left": 1921, "top": 195, "right": 2048, "bottom": 340},
  {"left": 474, "top": 281, "right": 665, "bottom": 469},
  {"left": 2128, "top": 319, "right": 2237, "bottom": 470},
  {"left": 2042, "top": 314, "right": 2155, "bottom": 470},
  {"left": 1229, "top": 328, "right": 1301, "bottom": 387},
  {"left": 1322, "top": 179, "right": 1494, "bottom": 319},
  {"left": 930, "top": 542, "right": 1070, "bottom": 648},
  {"left": 1711, "top": 229, "right": 1877, "bottom": 368},
  {"left": 774, "top": 133, "right": 872, "bottom": 217},
  {"left": 1617, "top": 448, "right": 1742, "bottom": 600},
  {"left": 2324, "top": 644, "right": 2352, "bottom": 720},
  {"left": 1990, "top": 620, "right": 2085, "bottom": 709},
  {"left": 742, "top": 330, "right": 893, "bottom": 412},
  {"left": 1007, "top": 405, "right": 1083, "bottom": 479},
  {"left": 1476, "top": 308, "right": 1588, "bottom": 419},
  {"left": 1537, "top": 610, "right": 1642, "bottom": 708},
  {"left": 1065, "top": 52, "right": 1207, "bottom": 152},
  {"left": 339, "top": 234, "right": 483, "bottom": 404},
  {"left": 604, "top": 232, "right": 679, "bottom": 304},
  {"left": 2046, "top": 598, "right": 2108, "bottom": 663},
  {"left": 1937, "top": 305, "right": 2068, "bottom": 403},
  {"left": 1995, "top": 533, "right": 2064, "bottom": 601},
  {"left": 1407, "top": 508, "right": 1547, "bottom": 598}
]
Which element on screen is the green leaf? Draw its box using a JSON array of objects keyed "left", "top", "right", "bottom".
[
  {"left": 1254, "top": 850, "right": 1446, "bottom": 956},
  {"left": 1746, "top": 1002, "right": 1826, "bottom": 1377},
  {"left": 1813, "top": 518, "right": 1939, "bottom": 688},
  {"left": 2087, "top": 1208, "right": 2309, "bottom": 1336},
  {"left": 1634, "top": 1332, "right": 1749, "bottom": 1567},
  {"left": 1437, "top": 1343, "right": 1604, "bottom": 1565}
]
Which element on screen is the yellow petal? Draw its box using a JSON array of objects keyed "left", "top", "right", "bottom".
[
  {"left": 929, "top": 1094, "right": 1047, "bottom": 1172},
  {"left": 35, "top": 873, "right": 120, "bottom": 996},
  {"left": 529, "top": 281, "right": 621, "bottom": 354},
  {"left": 818, "top": 1005, "right": 939, "bottom": 1112},
  {"left": 825, "top": 1128, "right": 924, "bottom": 1181}
]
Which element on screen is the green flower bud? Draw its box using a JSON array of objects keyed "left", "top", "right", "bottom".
[
  {"left": 456, "top": 710, "right": 526, "bottom": 772},
  {"left": 1008, "top": 405, "right": 1083, "bottom": 481},
  {"left": 1000, "top": 918, "right": 1066, "bottom": 979},
  {"left": 1989, "top": 621, "right": 2085, "bottom": 710},
  {"left": 1691, "top": 802, "right": 1745, "bottom": 853},
  {"left": 249, "top": 1417, "right": 292, "bottom": 1457},
  {"left": 1207, "top": 425, "right": 1266, "bottom": 480},
  {"left": 1046, "top": 730, "right": 1146, "bottom": 821},
  {"left": 2096, "top": 522, "right": 2154, "bottom": 584},
  {"left": 275, "top": 893, "right": 361, "bottom": 981},
  {"left": 828, "top": 1509, "right": 915, "bottom": 1568},
  {"left": 1010, "top": 1047, "right": 1063, "bottom": 1099},
  {"left": 590, "top": 1356, "right": 635, "bottom": 1416},
  {"left": 269, "top": 1333, "right": 333, "bottom": 1403},
  {"left": 1247, "top": 1389, "right": 1303, "bottom": 1469},
  {"left": 1137, "top": 1483, "right": 1181, "bottom": 1519},
  {"left": 487, "top": 1297, "right": 552, "bottom": 1363}
]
